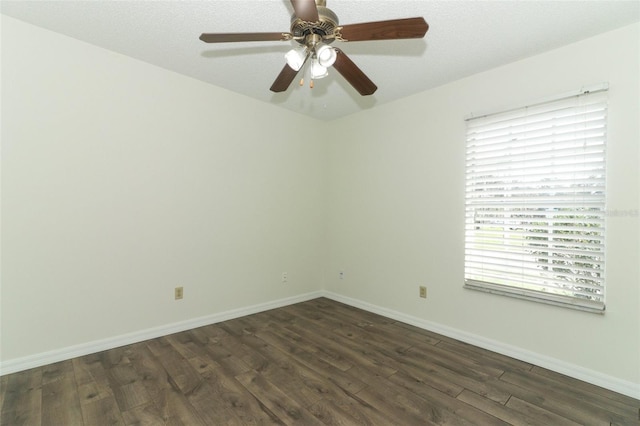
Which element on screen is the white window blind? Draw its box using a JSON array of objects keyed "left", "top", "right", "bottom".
[{"left": 464, "top": 86, "right": 608, "bottom": 313}]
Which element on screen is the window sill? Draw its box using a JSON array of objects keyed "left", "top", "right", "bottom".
[{"left": 464, "top": 280, "right": 605, "bottom": 314}]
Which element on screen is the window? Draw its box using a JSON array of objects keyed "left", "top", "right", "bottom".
[{"left": 464, "top": 85, "right": 608, "bottom": 313}]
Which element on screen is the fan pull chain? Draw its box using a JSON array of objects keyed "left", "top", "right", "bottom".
[
  {"left": 299, "top": 78, "right": 304, "bottom": 86},
  {"left": 310, "top": 80, "right": 314, "bottom": 89}
]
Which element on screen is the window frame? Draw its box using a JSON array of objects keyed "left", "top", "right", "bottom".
[{"left": 463, "top": 84, "right": 608, "bottom": 313}]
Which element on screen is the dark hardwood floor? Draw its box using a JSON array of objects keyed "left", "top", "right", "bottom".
[{"left": 1, "top": 297, "right": 638, "bottom": 425}]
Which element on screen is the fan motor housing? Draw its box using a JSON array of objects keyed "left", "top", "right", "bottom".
[{"left": 290, "top": 5, "right": 339, "bottom": 44}]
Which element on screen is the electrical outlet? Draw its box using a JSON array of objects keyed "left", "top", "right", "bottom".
[
  {"left": 419, "top": 286, "right": 427, "bottom": 299},
  {"left": 175, "top": 286, "right": 184, "bottom": 300},
  {"left": 339, "top": 270, "right": 344, "bottom": 280},
  {"left": 282, "top": 272, "right": 288, "bottom": 283}
]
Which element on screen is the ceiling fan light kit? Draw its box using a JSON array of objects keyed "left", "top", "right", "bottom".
[
  {"left": 285, "top": 46, "right": 308, "bottom": 71},
  {"left": 199, "top": 0, "right": 429, "bottom": 96},
  {"left": 316, "top": 44, "right": 337, "bottom": 67},
  {"left": 310, "top": 59, "right": 328, "bottom": 79}
]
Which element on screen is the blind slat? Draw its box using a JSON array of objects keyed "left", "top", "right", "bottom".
[
  {"left": 464, "top": 240, "right": 605, "bottom": 258},
  {"left": 469, "top": 131, "right": 606, "bottom": 151},
  {"left": 465, "top": 270, "right": 604, "bottom": 294},
  {"left": 465, "top": 255, "right": 604, "bottom": 278},
  {"left": 468, "top": 163, "right": 604, "bottom": 178}
]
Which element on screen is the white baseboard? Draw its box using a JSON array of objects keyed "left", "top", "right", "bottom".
[
  {"left": 322, "top": 291, "right": 640, "bottom": 400},
  {"left": 0, "top": 291, "right": 323, "bottom": 376},
  {"left": 2, "top": 289, "right": 638, "bottom": 400}
]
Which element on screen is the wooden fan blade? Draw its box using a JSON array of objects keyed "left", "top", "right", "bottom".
[
  {"left": 270, "top": 64, "right": 301, "bottom": 93},
  {"left": 332, "top": 49, "right": 377, "bottom": 96},
  {"left": 199, "top": 32, "right": 288, "bottom": 43},
  {"left": 290, "top": 0, "right": 319, "bottom": 22},
  {"left": 339, "top": 17, "right": 428, "bottom": 42}
]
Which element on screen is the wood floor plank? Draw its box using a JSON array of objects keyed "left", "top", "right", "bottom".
[
  {"left": 2, "top": 297, "right": 639, "bottom": 425},
  {"left": 116, "top": 341, "right": 193, "bottom": 424},
  {"left": 99, "top": 347, "right": 129, "bottom": 369},
  {"left": 41, "top": 360, "right": 75, "bottom": 385},
  {"left": 356, "top": 321, "right": 430, "bottom": 351},
  {"left": 252, "top": 325, "right": 313, "bottom": 357},
  {"left": 186, "top": 355, "right": 280, "bottom": 424},
  {"left": 285, "top": 319, "right": 398, "bottom": 378},
  {"left": 220, "top": 313, "right": 275, "bottom": 337},
  {"left": 406, "top": 344, "right": 513, "bottom": 404},
  {"left": 146, "top": 373, "right": 206, "bottom": 425},
  {"left": 501, "top": 369, "right": 633, "bottom": 425},
  {"left": 457, "top": 387, "right": 592, "bottom": 426},
  {"left": 219, "top": 318, "right": 256, "bottom": 337},
  {"left": 331, "top": 322, "right": 413, "bottom": 355},
  {"left": 73, "top": 355, "right": 116, "bottom": 406},
  {"left": 102, "top": 361, "right": 153, "bottom": 413},
  {"left": 391, "top": 320, "right": 452, "bottom": 345},
  {"left": 348, "top": 366, "right": 441, "bottom": 425},
  {"left": 78, "top": 395, "right": 125, "bottom": 426},
  {"left": 0, "top": 374, "right": 8, "bottom": 421},
  {"left": 457, "top": 389, "right": 543, "bottom": 425},
  {"left": 436, "top": 339, "right": 534, "bottom": 374},
  {"left": 191, "top": 322, "right": 231, "bottom": 342},
  {"left": 532, "top": 365, "right": 638, "bottom": 407},
  {"left": 330, "top": 327, "right": 467, "bottom": 399},
  {"left": 241, "top": 331, "right": 397, "bottom": 421},
  {"left": 282, "top": 302, "right": 352, "bottom": 332},
  {"left": 263, "top": 322, "right": 355, "bottom": 372},
  {"left": 380, "top": 348, "right": 468, "bottom": 398},
  {"left": 0, "top": 374, "right": 7, "bottom": 398},
  {"left": 254, "top": 328, "right": 368, "bottom": 395},
  {"left": 0, "top": 368, "right": 43, "bottom": 426},
  {"left": 199, "top": 334, "right": 256, "bottom": 377},
  {"left": 165, "top": 331, "right": 223, "bottom": 371},
  {"left": 261, "top": 305, "right": 297, "bottom": 323},
  {"left": 145, "top": 336, "right": 204, "bottom": 396},
  {"left": 142, "top": 342, "right": 215, "bottom": 424},
  {"left": 235, "top": 315, "right": 283, "bottom": 341},
  {"left": 181, "top": 378, "right": 244, "bottom": 425},
  {"left": 235, "top": 370, "right": 324, "bottom": 425},
  {"left": 73, "top": 355, "right": 127, "bottom": 426},
  {"left": 121, "top": 401, "right": 167, "bottom": 425},
  {"left": 411, "top": 340, "right": 506, "bottom": 379},
  {"left": 505, "top": 395, "right": 585, "bottom": 426},
  {"left": 215, "top": 334, "right": 270, "bottom": 373},
  {"left": 164, "top": 332, "right": 211, "bottom": 361},
  {"left": 238, "top": 334, "right": 327, "bottom": 408},
  {"left": 122, "top": 342, "right": 171, "bottom": 406},
  {"left": 388, "top": 369, "right": 508, "bottom": 425},
  {"left": 307, "top": 298, "right": 395, "bottom": 326},
  {"left": 530, "top": 365, "right": 640, "bottom": 414},
  {"left": 41, "top": 362, "right": 84, "bottom": 425},
  {"left": 317, "top": 388, "right": 403, "bottom": 425},
  {"left": 308, "top": 397, "right": 370, "bottom": 425}
]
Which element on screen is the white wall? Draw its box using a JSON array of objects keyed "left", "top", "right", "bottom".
[
  {"left": 325, "top": 23, "right": 640, "bottom": 387},
  {"left": 1, "top": 16, "right": 326, "bottom": 361}
]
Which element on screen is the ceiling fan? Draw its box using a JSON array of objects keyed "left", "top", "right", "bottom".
[{"left": 199, "top": 0, "right": 428, "bottom": 96}]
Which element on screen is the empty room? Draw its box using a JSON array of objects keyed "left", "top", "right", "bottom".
[{"left": 1, "top": 0, "right": 639, "bottom": 424}]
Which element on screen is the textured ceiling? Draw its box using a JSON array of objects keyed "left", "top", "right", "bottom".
[{"left": 2, "top": 0, "right": 639, "bottom": 121}]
